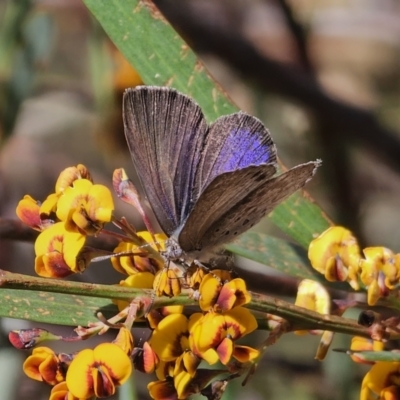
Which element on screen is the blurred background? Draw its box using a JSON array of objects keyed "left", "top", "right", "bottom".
[{"left": 1, "top": 0, "right": 400, "bottom": 399}]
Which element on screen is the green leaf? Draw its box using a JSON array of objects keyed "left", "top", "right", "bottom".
[
  {"left": 0, "top": 288, "right": 115, "bottom": 326},
  {"left": 83, "top": 0, "right": 331, "bottom": 248},
  {"left": 268, "top": 192, "right": 331, "bottom": 249},
  {"left": 225, "top": 232, "right": 317, "bottom": 279},
  {"left": 347, "top": 350, "right": 400, "bottom": 363},
  {"left": 226, "top": 232, "right": 353, "bottom": 291}
]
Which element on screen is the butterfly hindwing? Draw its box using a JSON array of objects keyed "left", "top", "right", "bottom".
[
  {"left": 178, "top": 161, "right": 319, "bottom": 252},
  {"left": 177, "top": 164, "right": 276, "bottom": 252}
]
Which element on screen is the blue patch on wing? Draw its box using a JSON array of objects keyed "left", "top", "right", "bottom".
[{"left": 213, "top": 127, "right": 272, "bottom": 175}]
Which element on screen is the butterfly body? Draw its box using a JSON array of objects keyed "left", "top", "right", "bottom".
[{"left": 123, "top": 86, "right": 320, "bottom": 258}]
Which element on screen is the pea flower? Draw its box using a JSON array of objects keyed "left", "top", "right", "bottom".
[
  {"left": 308, "top": 226, "right": 362, "bottom": 290},
  {"left": 23, "top": 347, "right": 66, "bottom": 385},
  {"left": 191, "top": 307, "right": 259, "bottom": 365},
  {"left": 66, "top": 343, "right": 132, "bottom": 399},
  {"left": 16, "top": 194, "right": 56, "bottom": 231},
  {"left": 360, "top": 362, "right": 400, "bottom": 400},
  {"left": 360, "top": 247, "right": 400, "bottom": 305},
  {"left": 34, "top": 222, "right": 86, "bottom": 278},
  {"left": 50, "top": 382, "right": 86, "bottom": 400},
  {"left": 111, "top": 231, "right": 166, "bottom": 275},
  {"left": 56, "top": 179, "right": 114, "bottom": 235},
  {"left": 55, "top": 164, "right": 93, "bottom": 194},
  {"left": 199, "top": 270, "right": 251, "bottom": 312}
]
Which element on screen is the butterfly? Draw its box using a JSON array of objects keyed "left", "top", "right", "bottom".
[{"left": 123, "top": 86, "right": 320, "bottom": 259}]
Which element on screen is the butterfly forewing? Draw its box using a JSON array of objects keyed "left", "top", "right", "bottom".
[{"left": 123, "top": 86, "right": 208, "bottom": 235}]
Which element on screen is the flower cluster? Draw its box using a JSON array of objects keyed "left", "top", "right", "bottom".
[
  {"left": 21, "top": 330, "right": 133, "bottom": 399},
  {"left": 349, "top": 336, "right": 400, "bottom": 400},
  {"left": 13, "top": 165, "right": 261, "bottom": 400},
  {"left": 308, "top": 226, "right": 400, "bottom": 305},
  {"left": 148, "top": 270, "right": 259, "bottom": 399},
  {"left": 16, "top": 164, "right": 114, "bottom": 278}
]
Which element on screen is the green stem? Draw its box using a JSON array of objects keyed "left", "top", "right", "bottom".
[{"left": 0, "top": 270, "right": 371, "bottom": 338}]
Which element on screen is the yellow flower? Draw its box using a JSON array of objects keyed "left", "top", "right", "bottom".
[
  {"left": 111, "top": 231, "right": 166, "bottom": 275},
  {"left": 147, "top": 305, "right": 184, "bottom": 330},
  {"left": 148, "top": 379, "right": 177, "bottom": 400},
  {"left": 55, "top": 164, "right": 92, "bottom": 194},
  {"left": 361, "top": 362, "right": 400, "bottom": 400},
  {"left": 148, "top": 369, "right": 228, "bottom": 400},
  {"left": 185, "top": 265, "right": 207, "bottom": 289},
  {"left": 295, "top": 279, "right": 330, "bottom": 335},
  {"left": 199, "top": 272, "right": 251, "bottom": 312},
  {"left": 191, "top": 307, "right": 258, "bottom": 365},
  {"left": 153, "top": 268, "right": 181, "bottom": 297},
  {"left": 113, "top": 272, "right": 155, "bottom": 311},
  {"left": 308, "top": 226, "right": 361, "bottom": 290},
  {"left": 50, "top": 382, "right": 86, "bottom": 400},
  {"left": 113, "top": 327, "right": 134, "bottom": 355},
  {"left": 16, "top": 195, "right": 42, "bottom": 230},
  {"left": 158, "top": 351, "right": 202, "bottom": 399},
  {"left": 150, "top": 314, "right": 198, "bottom": 362},
  {"left": 56, "top": 179, "right": 114, "bottom": 235},
  {"left": 16, "top": 195, "right": 55, "bottom": 231},
  {"left": 350, "top": 336, "right": 384, "bottom": 365},
  {"left": 23, "top": 347, "right": 65, "bottom": 385},
  {"left": 34, "top": 222, "right": 86, "bottom": 278},
  {"left": 132, "top": 341, "right": 158, "bottom": 374},
  {"left": 40, "top": 193, "right": 60, "bottom": 217},
  {"left": 360, "top": 247, "right": 400, "bottom": 305},
  {"left": 149, "top": 312, "right": 204, "bottom": 398},
  {"left": 66, "top": 343, "right": 132, "bottom": 399}
]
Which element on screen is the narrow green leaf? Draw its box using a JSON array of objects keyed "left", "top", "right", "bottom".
[
  {"left": 84, "top": 0, "right": 236, "bottom": 121},
  {"left": 269, "top": 192, "right": 331, "bottom": 249},
  {"left": 0, "top": 288, "right": 115, "bottom": 326},
  {"left": 347, "top": 350, "right": 400, "bottom": 363},
  {"left": 226, "top": 232, "right": 352, "bottom": 291},
  {"left": 225, "top": 232, "right": 316, "bottom": 279},
  {"left": 83, "top": 0, "right": 331, "bottom": 248}
]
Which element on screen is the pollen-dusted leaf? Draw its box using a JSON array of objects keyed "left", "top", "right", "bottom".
[{"left": 0, "top": 288, "right": 116, "bottom": 326}]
